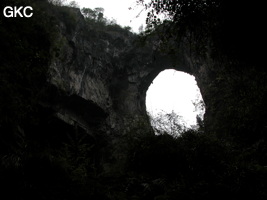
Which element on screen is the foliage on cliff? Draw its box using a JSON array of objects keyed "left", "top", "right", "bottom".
[
  {"left": 140, "top": 0, "right": 267, "bottom": 140},
  {"left": 139, "top": 0, "right": 265, "bottom": 64}
]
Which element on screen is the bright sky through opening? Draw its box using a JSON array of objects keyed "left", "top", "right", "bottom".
[{"left": 146, "top": 70, "right": 204, "bottom": 127}]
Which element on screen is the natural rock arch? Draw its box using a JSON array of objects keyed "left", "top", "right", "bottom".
[{"left": 48, "top": 8, "right": 211, "bottom": 134}]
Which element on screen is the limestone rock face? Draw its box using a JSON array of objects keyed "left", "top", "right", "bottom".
[{"left": 47, "top": 7, "right": 214, "bottom": 134}]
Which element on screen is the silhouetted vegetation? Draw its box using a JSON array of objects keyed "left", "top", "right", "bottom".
[
  {"left": 80, "top": 6, "right": 135, "bottom": 37},
  {"left": 0, "top": 0, "right": 266, "bottom": 199},
  {"left": 123, "top": 129, "right": 267, "bottom": 200}
]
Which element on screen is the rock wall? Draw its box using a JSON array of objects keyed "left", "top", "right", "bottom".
[{"left": 46, "top": 7, "right": 221, "bottom": 135}]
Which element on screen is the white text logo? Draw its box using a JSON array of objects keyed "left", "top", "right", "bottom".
[{"left": 3, "top": 6, "right": 33, "bottom": 18}]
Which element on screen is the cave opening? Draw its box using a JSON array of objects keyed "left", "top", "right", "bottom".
[{"left": 146, "top": 69, "right": 205, "bottom": 136}]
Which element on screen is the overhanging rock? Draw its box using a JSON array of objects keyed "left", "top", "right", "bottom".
[{"left": 47, "top": 7, "right": 213, "bottom": 134}]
